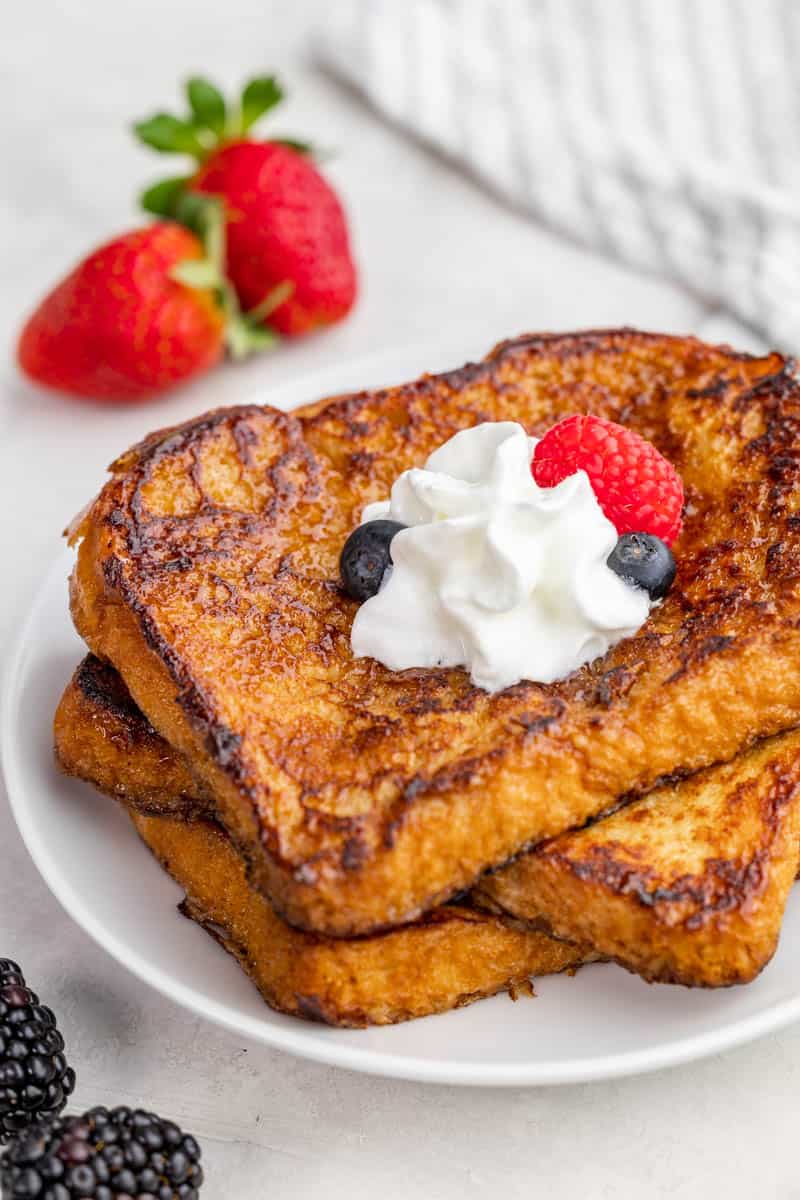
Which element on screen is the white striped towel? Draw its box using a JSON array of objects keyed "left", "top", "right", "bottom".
[{"left": 318, "top": 0, "right": 800, "bottom": 351}]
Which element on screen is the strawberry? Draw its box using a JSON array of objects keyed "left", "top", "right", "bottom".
[
  {"left": 17, "top": 224, "right": 223, "bottom": 402},
  {"left": 17, "top": 221, "right": 275, "bottom": 403},
  {"left": 135, "top": 76, "right": 357, "bottom": 338},
  {"left": 192, "top": 141, "right": 356, "bottom": 336},
  {"left": 532, "top": 414, "right": 684, "bottom": 546}
]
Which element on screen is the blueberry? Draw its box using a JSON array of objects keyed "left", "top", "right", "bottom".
[
  {"left": 340, "top": 520, "right": 406, "bottom": 601},
  {"left": 607, "top": 533, "right": 676, "bottom": 600}
]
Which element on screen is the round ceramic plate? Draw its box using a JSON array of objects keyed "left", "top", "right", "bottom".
[{"left": 5, "top": 348, "right": 800, "bottom": 1087}]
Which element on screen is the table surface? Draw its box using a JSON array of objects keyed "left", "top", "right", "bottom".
[{"left": 0, "top": 3, "right": 789, "bottom": 1196}]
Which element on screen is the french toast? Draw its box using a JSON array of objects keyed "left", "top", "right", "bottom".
[
  {"left": 54, "top": 654, "right": 214, "bottom": 819},
  {"left": 68, "top": 330, "right": 800, "bottom": 935},
  {"left": 477, "top": 732, "right": 800, "bottom": 986},
  {"left": 53, "top": 658, "right": 589, "bottom": 1026},
  {"left": 130, "top": 811, "right": 589, "bottom": 1027},
  {"left": 56, "top": 657, "right": 800, "bottom": 988}
]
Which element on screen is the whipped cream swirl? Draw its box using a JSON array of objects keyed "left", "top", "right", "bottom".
[{"left": 350, "top": 422, "right": 651, "bottom": 693}]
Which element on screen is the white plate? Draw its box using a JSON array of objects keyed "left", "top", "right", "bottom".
[{"left": 5, "top": 349, "right": 800, "bottom": 1087}]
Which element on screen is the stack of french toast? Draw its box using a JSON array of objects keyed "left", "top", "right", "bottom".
[{"left": 53, "top": 329, "right": 800, "bottom": 1027}]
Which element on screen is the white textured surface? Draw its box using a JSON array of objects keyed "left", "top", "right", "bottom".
[
  {"left": 0, "top": 2, "right": 790, "bottom": 1196},
  {"left": 320, "top": 0, "right": 800, "bottom": 350}
]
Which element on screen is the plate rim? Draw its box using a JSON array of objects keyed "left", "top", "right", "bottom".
[{"left": 5, "top": 349, "right": 800, "bottom": 1087}]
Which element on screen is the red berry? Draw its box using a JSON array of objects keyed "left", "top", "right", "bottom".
[
  {"left": 532, "top": 414, "right": 684, "bottom": 546},
  {"left": 135, "top": 77, "right": 358, "bottom": 339},
  {"left": 17, "top": 224, "right": 225, "bottom": 402},
  {"left": 192, "top": 140, "right": 357, "bottom": 337}
]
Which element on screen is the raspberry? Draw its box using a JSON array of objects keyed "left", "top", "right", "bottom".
[{"left": 532, "top": 414, "right": 684, "bottom": 545}]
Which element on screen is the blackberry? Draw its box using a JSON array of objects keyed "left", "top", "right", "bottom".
[
  {"left": 0, "top": 961, "right": 75, "bottom": 1145},
  {"left": 1, "top": 1107, "right": 204, "bottom": 1198}
]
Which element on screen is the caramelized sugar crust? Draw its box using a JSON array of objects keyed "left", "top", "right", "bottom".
[
  {"left": 477, "top": 730, "right": 800, "bottom": 986},
  {"left": 133, "top": 809, "right": 588, "bottom": 1027},
  {"left": 55, "top": 658, "right": 588, "bottom": 1025},
  {"left": 69, "top": 330, "right": 800, "bottom": 934},
  {"left": 57, "top": 656, "right": 800, "bottom": 987}
]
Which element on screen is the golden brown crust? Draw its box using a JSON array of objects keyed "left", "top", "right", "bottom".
[
  {"left": 478, "top": 732, "right": 800, "bottom": 985},
  {"left": 130, "top": 810, "right": 587, "bottom": 1027},
  {"left": 54, "top": 655, "right": 213, "bottom": 818},
  {"left": 56, "top": 656, "right": 800, "bottom": 987},
  {"left": 69, "top": 329, "right": 800, "bottom": 934},
  {"left": 55, "top": 657, "right": 590, "bottom": 1025}
]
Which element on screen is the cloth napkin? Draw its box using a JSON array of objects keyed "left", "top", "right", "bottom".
[{"left": 318, "top": 0, "right": 800, "bottom": 351}]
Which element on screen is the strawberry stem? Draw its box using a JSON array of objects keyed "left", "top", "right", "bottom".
[
  {"left": 169, "top": 259, "right": 220, "bottom": 290},
  {"left": 167, "top": 192, "right": 280, "bottom": 361},
  {"left": 245, "top": 280, "right": 295, "bottom": 324}
]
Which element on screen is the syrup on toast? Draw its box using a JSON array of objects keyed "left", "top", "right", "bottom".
[
  {"left": 56, "top": 657, "right": 800, "bottom": 987},
  {"left": 54, "top": 657, "right": 589, "bottom": 1026},
  {"left": 69, "top": 330, "right": 800, "bottom": 934}
]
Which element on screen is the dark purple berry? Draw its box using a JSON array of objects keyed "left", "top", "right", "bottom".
[
  {"left": 1, "top": 1107, "right": 203, "bottom": 1198},
  {"left": 340, "top": 519, "right": 406, "bottom": 601},
  {"left": 0, "top": 963, "right": 74, "bottom": 1143},
  {"left": 607, "top": 532, "right": 676, "bottom": 601}
]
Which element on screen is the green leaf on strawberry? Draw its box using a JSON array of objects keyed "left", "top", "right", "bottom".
[
  {"left": 140, "top": 176, "right": 192, "bottom": 218},
  {"left": 170, "top": 191, "right": 221, "bottom": 242},
  {"left": 134, "top": 74, "right": 313, "bottom": 161},
  {"left": 134, "top": 113, "right": 206, "bottom": 158},
  {"left": 186, "top": 77, "right": 227, "bottom": 137},
  {"left": 239, "top": 76, "right": 284, "bottom": 133}
]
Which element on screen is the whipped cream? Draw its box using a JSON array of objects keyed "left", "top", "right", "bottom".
[{"left": 349, "top": 422, "right": 651, "bottom": 693}]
